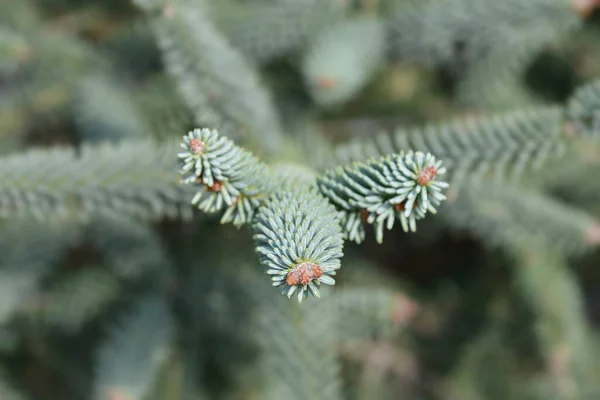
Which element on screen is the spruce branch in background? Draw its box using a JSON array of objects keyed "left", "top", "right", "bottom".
[
  {"left": 334, "top": 106, "right": 565, "bottom": 186},
  {"left": 564, "top": 78, "right": 600, "bottom": 137},
  {"left": 93, "top": 293, "right": 175, "bottom": 400},
  {"left": 511, "top": 242, "right": 600, "bottom": 399},
  {"left": 334, "top": 79, "right": 600, "bottom": 189},
  {"left": 441, "top": 181, "right": 600, "bottom": 255},
  {"left": 215, "top": 0, "right": 349, "bottom": 64},
  {"left": 388, "top": 0, "right": 589, "bottom": 109},
  {"left": 0, "top": 219, "right": 80, "bottom": 335},
  {"left": 0, "top": 138, "right": 193, "bottom": 221},
  {"left": 302, "top": 16, "right": 386, "bottom": 107},
  {"left": 139, "top": 0, "right": 287, "bottom": 157},
  {"left": 73, "top": 75, "right": 146, "bottom": 143}
]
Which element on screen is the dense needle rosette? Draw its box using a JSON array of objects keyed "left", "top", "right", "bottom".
[
  {"left": 317, "top": 151, "right": 449, "bottom": 243},
  {"left": 178, "top": 128, "right": 241, "bottom": 187},
  {"left": 177, "top": 128, "right": 273, "bottom": 225},
  {"left": 252, "top": 186, "right": 344, "bottom": 302}
]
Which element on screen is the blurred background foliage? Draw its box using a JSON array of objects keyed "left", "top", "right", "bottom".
[{"left": 1, "top": 0, "right": 600, "bottom": 399}]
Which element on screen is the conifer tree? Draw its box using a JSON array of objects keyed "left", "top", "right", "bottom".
[{"left": 1, "top": 0, "right": 600, "bottom": 398}]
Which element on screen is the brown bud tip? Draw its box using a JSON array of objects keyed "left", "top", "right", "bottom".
[
  {"left": 286, "top": 262, "right": 323, "bottom": 286},
  {"left": 109, "top": 389, "right": 133, "bottom": 400},
  {"left": 394, "top": 202, "right": 405, "bottom": 212},
  {"left": 315, "top": 76, "right": 337, "bottom": 90},
  {"left": 360, "top": 208, "right": 370, "bottom": 222},
  {"left": 390, "top": 293, "right": 419, "bottom": 325},
  {"left": 416, "top": 166, "right": 437, "bottom": 186},
  {"left": 162, "top": 4, "right": 175, "bottom": 18},
  {"left": 15, "top": 45, "right": 32, "bottom": 62},
  {"left": 585, "top": 223, "right": 600, "bottom": 246},
  {"left": 572, "top": 0, "right": 600, "bottom": 18},
  {"left": 205, "top": 179, "right": 223, "bottom": 192},
  {"left": 189, "top": 138, "right": 205, "bottom": 154}
]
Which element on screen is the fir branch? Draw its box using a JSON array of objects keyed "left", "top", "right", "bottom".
[
  {"left": 334, "top": 107, "right": 565, "bottom": 186},
  {"left": 388, "top": 0, "right": 582, "bottom": 109},
  {"left": 20, "top": 268, "right": 121, "bottom": 333},
  {"left": 0, "top": 138, "right": 193, "bottom": 221},
  {"left": 456, "top": 6, "right": 581, "bottom": 109},
  {"left": 216, "top": 0, "right": 349, "bottom": 64},
  {"left": 441, "top": 181, "right": 600, "bottom": 255},
  {"left": 564, "top": 78, "right": 600, "bottom": 138},
  {"left": 0, "top": 220, "right": 80, "bottom": 326},
  {"left": 335, "top": 287, "right": 418, "bottom": 341},
  {"left": 511, "top": 243, "right": 598, "bottom": 399},
  {"left": 83, "top": 214, "right": 171, "bottom": 281},
  {"left": 73, "top": 74, "right": 146, "bottom": 143},
  {"left": 147, "top": 0, "right": 286, "bottom": 156},
  {"left": 389, "top": 0, "right": 581, "bottom": 69},
  {"left": 302, "top": 16, "right": 386, "bottom": 107},
  {"left": 454, "top": 33, "right": 540, "bottom": 110},
  {"left": 0, "top": 31, "right": 103, "bottom": 142},
  {"left": 317, "top": 151, "right": 448, "bottom": 243},
  {"left": 445, "top": 299, "right": 532, "bottom": 400},
  {"left": 246, "top": 276, "right": 342, "bottom": 400},
  {"left": 93, "top": 293, "right": 175, "bottom": 400},
  {"left": 101, "top": 20, "right": 162, "bottom": 82},
  {"left": 131, "top": 74, "right": 194, "bottom": 140},
  {"left": 178, "top": 128, "right": 274, "bottom": 226},
  {"left": 252, "top": 186, "right": 344, "bottom": 302}
]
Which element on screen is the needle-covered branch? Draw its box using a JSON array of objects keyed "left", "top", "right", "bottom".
[
  {"left": 178, "top": 128, "right": 274, "bottom": 226},
  {"left": 177, "top": 128, "right": 449, "bottom": 301},
  {"left": 253, "top": 186, "right": 344, "bottom": 302},
  {"left": 317, "top": 152, "right": 449, "bottom": 243}
]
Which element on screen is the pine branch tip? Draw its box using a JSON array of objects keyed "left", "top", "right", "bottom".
[{"left": 318, "top": 150, "right": 449, "bottom": 244}]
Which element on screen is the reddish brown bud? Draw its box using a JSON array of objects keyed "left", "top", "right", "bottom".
[
  {"left": 390, "top": 293, "right": 419, "bottom": 325},
  {"left": 585, "top": 223, "right": 600, "bottom": 246},
  {"left": 286, "top": 262, "right": 323, "bottom": 286},
  {"left": 416, "top": 166, "right": 437, "bottom": 186},
  {"left": 360, "top": 208, "right": 370, "bottom": 222},
  {"left": 572, "top": 0, "right": 600, "bottom": 18},
  {"left": 316, "top": 76, "right": 337, "bottom": 90},
  {"left": 206, "top": 179, "right": 223, "bottom": 192},
  {"left": 189, "top": 138, "right": 205, "bottom": 154},
  {"left": 162, "top": 3, "right": 176, "bottom": 18},
  {"left": 109, "top": 389, "right": 133, "bottom": 400},
  {"left": 394, "top": 200, "right": 420, "bottom": 212}
]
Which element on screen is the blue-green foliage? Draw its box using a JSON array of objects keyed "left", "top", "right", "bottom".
[
  {"left": 253, "top": 186, "right": 344, "bottom": 302},
  {"left": 302, "top": 16, "right": 386, "bottom": 107},
  {"left": 177, "top": 127, "right": 448, "bottom": 300},
  {"left": 178, "top": 128, "right": 273, "bottom": 226},
  {"left": 2, "top": 0, "right": 600, "bottom": 398},
  {"left": 318, "top": 151, "right": 448, "bottom": 243},
  {"left": 565, "top": 79, "right": 600, "bottom": 137},
  {"left": 147, "top": 0, "right": 285, "bottom": 156},
  {"left": 93, "top": 293, "right": 175, "bottom": 399},
  {"left": 334, "top": 107, "right": 565, "bottom": 186}
]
